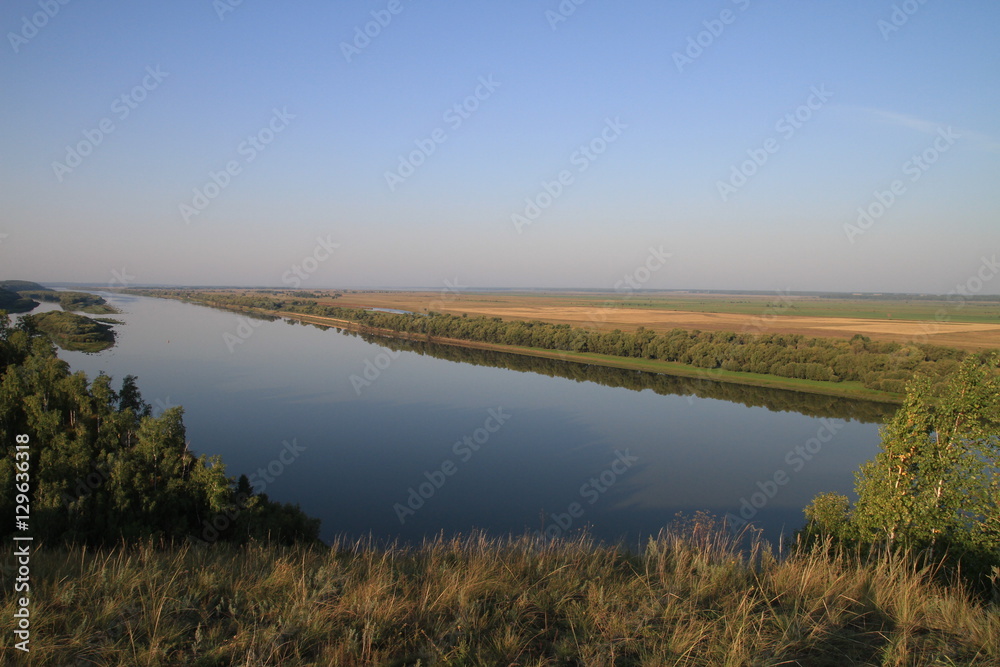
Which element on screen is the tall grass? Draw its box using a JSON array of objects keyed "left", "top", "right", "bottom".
[{"left": 2, "top": 525, "right": 998, "bottom": 665}]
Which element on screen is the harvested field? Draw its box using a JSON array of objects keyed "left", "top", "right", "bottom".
[{"left": 326, "top": 291, "right": 1000, "bottom": 351}]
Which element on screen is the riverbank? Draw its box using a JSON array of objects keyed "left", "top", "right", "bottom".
[
  {"left": 279, "top": 308, "right": 902, "bottom": 403},
  {"left": 132, "top": 290, "right": 908, "bottom": 404}
]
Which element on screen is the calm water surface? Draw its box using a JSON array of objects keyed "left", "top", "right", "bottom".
[{"left": 46, "top": 292, "right": 887, "bottom": 546}]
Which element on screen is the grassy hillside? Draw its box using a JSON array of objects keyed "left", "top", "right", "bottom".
[
  {"left": 2, "top": 526, "right": 997, "bottom": 666},
  {"left": 0, "top": 280, "right": 52, "bottom": 292}
]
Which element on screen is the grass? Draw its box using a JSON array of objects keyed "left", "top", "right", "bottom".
[
  {"left": 326, "top": 291, "right": 1000, "bottom": 326},
  {"left": 3, "top": 521, "right": 998, "bottom": 665},
  {"left": 514, "top": 347, "right": 900, "bottom": 402},
  {"left": 587, "top": 296, "right": 1000, "bottom": 324}
]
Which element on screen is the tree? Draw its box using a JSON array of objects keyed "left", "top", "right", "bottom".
[
  {"left": 805, "top": 354, "right": 1000, "bottom": 584},
  {"left": 852, "top": 355, "right": 999, "bottom": 552}
]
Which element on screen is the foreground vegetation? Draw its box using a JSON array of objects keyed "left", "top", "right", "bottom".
[
  {"left": 0, "top": 313, "right": 319, "bottom": 546},
  {"left": 805, "top": 355, "right": 1000, "bottom": 593},
  {"left": 2, "top": 294, "right": 997, "bottom": 664},
  {"left": 3, "top": 527, "right": 999, "bottom": 666}
]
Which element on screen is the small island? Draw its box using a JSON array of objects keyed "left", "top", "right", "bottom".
[
  {"left": 21, "top": 310, "right": 117, "bottom": 353},
  {"left": 0, "top": 280, "right": 120, "bottom": 314}
]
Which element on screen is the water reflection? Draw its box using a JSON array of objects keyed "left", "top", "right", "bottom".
[
  {"left": 304, "top": 322, "right": 897, "bottom": 424},
  {"left": 49, "top": 293, "right": 886, "bottom": 547}
]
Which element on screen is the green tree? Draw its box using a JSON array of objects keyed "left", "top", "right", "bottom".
[
  {"left": 852, "top": 355, "right": 1000, "bottom": 553},
  {"left": 805, "top": 354, "right": 1000, "bottom": 585}
]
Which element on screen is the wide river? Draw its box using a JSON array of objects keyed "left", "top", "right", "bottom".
[{"left": 43, "top": 292, "right": 892, "bottom": 547}]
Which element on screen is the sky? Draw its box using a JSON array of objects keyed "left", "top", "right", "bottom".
[{"left": 1, "top": 0, "right": 998, "bottom": 294}]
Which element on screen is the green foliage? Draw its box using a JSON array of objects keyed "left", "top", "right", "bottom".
[
  {"left": 0, "top": 312, "right": 320, "bottom": 546},
  {"left": 853, "top": 356, "right": 1000, "bottom": 551},
  {"left": 804, "top": 492, "right": 853, "bottom": 538},
  {"left": 0, "top": 287, "right": 38, "bottom": 313},
  {"left": 146, "top": 289, "right": 987, "bottom": 396},
  {"left": 20, "top": 310, "right": 116, "bottom": 352},
  {"left": 18, "top": 289, "right": 119, "bottom": 314},
  {"left": 361, "top": 332, "right": 896, "bottom": 422},
  {"left": 805, "top": 355, "right": 1000, "bottom": 590}
]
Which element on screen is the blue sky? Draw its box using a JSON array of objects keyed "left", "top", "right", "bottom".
[{"left": 1, "top": 0, "right": 998, "bottom": 293}]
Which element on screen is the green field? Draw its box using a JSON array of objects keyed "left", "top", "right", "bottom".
[{"left": 553, "top": 294, "right": 1000, "bottom": 324}]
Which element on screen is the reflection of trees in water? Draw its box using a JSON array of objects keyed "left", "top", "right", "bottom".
[{"left": 311, "top": 323, "right": 895, "bottom": 424}]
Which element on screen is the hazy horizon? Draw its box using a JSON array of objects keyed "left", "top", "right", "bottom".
[{"left": 2, "top": 1, "right": 998, "bottom": 294}]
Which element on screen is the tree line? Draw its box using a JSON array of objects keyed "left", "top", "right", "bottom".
[
  {"left": 346, "top": 329, "right": 896, "bottom": 423},
  {"left": 148, "top": 290, "right": 989, "bottom": 395}
]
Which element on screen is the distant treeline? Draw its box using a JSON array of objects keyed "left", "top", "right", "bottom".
[
  {"left": 343, "top": 329, "right": 897, "bottom": 423},
  {"left": 139, "top": 290, "right": 996, "bottom": 396},
  {"left": 18, "top": 289, "right": 118, "bottom": 314}
]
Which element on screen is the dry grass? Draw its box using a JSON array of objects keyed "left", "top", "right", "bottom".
[
  {"left": 325, "top": 292, "right": 1000, "bottom": 352},
  {"left": 2, "top": 525, "right": 998, "bottom": 666}
]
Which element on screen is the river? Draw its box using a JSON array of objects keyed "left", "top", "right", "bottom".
[{"left": 41, "top": 291, "right": 888, "bottom": 547}]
